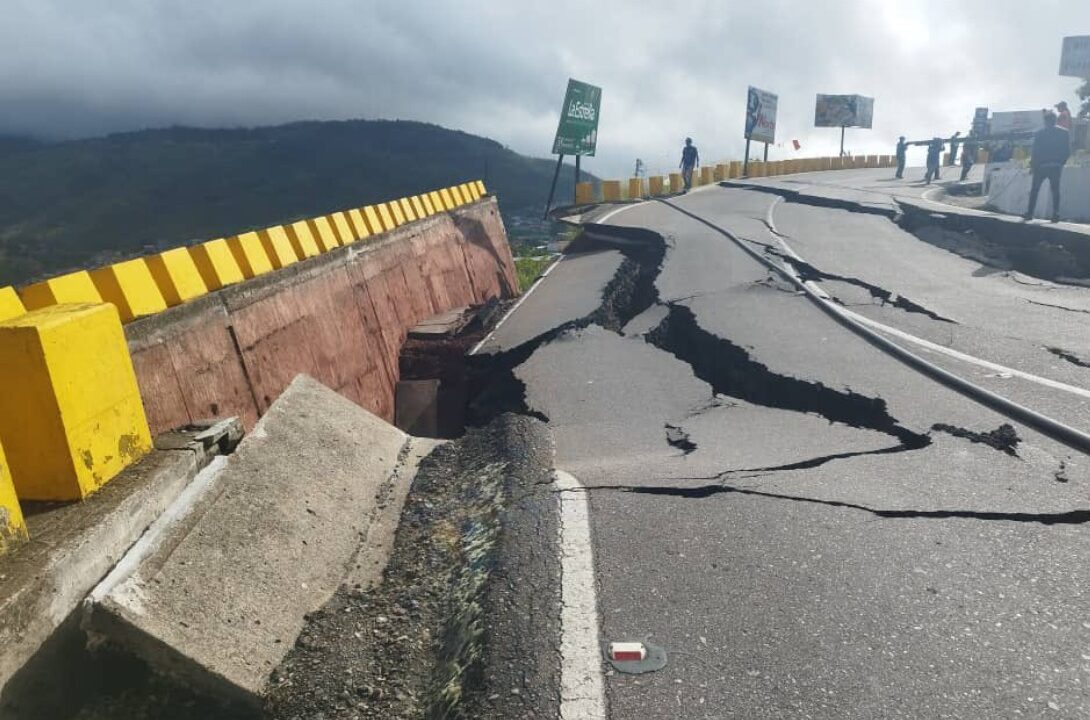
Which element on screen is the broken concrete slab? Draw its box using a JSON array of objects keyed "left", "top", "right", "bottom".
[
  {"left": 0, "top": 419, "right": 240, "bottom": 717},
  {"left": 85, "top": 375, "right": 413, "bottom": 707},
  {"left": 407, "top": 305, "right": 472, "bottom": 339}
]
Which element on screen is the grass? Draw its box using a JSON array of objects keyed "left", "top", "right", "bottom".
[{"left": 515, "top": 256, "right": 554, "bottom": 293}]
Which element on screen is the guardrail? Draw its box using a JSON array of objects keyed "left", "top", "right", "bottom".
[
  {"left": 0, "top": 180, "right": 488, "bottom": 552},
  {"left": 575, "top": 155, "right": 898, "bottom": 203}
]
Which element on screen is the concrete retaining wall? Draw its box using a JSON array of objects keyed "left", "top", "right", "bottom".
[
  {"left": 987, "top": 163, "right": 1090, "bottom": 222},
  {"left": 126, "top": 198, "right": 517, "bottom": 435}
]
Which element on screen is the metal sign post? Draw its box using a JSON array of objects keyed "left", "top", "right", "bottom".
[
  {"left": 816, "top": 94, "right": 875, "bottom": 158},
  {"left": 545, "top": 78, "right": 602, "bottom": 217}
]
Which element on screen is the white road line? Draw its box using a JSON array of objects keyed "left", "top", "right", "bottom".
[
  {"left": 763, "top": 197, "right": 1090, "bottom": 401},
  {"left": 596, "top": 200, "right": 649, "bottom": 224},
  {"left": 469, "top": 254, "right": 564, "bottom": 356},
  {"left": 555, "top": 469, "right": 607, "bottom": 720}
]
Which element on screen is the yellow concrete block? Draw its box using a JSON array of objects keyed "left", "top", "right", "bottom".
[
  {"left": 601, "top": 180, "right": 622, "bottom": 202},
  {"left": 330, "top": 212, "right": 356, "bottom": 245},
  {"left": 385, "top": 202, "right": 405, "bottom": 227},
  {"left": 714, "top": 164, "right": 728, "bottom": 181},
  {"left": 427, "top": 191, "right": 445, "bottom": 212},
  {"left": 189, "top": 238, "right": 245, "bottom": 291},
  {"left": 364, "top": 205, "right": 389, "bottom": 234},
  {"left": 475, "top": 180, "right": 487, "bottom": 196},
  {"left": 286, "top": 220, "right": 323, "bottom": 259},
  {"left": 439, "top": 189, "right": 456, "bottom": 211},
  {"left": 450, "top": 186, "right": 467, "bottom": 206},
  {"left": 728, "top": 161, "right": 743, "bottom": 179},
  {"left": 669, "top": 172, "right": 683, "bottom": 190},
  {"left": 421, "top": 194, "right": 437, "bottom": 216},
  {"left": 0, "top": 287, "right": 26, "bottom": 322},
  {"left": 90, "top": 259, "right": 168, "bottom": 323},
  {"left": 347, "top": 208, "right": 372, "bottom": 239},
  {"left": 227, "top": 232, "right": 275, "bottom": 279},
  {"left": 19, "top": 271, "right": 103, "bottom": 311},
  {"left": 462, "top": 183, "right": 478, "bottom": 201},
  {"left": 398, "top": 198, "right": 417, "bottom": 223},
  {"left": 375, "top": 203, "right": 396, "bottom": 231},
  {"left": 575, "top": 182, "right": 596, "bottom": 205},
  {"left": 0, "top": 304, "right": 152, "bottom": 501},
  {"left": 410, "top": 196, "right": 428, "bottom": 219},
  {"left": 145, "top": 248, "right": 208, "bottom": 307},
  {"left": 0, "top": 439, "right": 27, "bottom": 553},
  {"left": 256, "top": 226, "right": 299, "bottom": 270},
  {"left": 628, "top": 178, "right": 645, "bottom": 199},
  {"left": 306, "top": 217, "right": 339, "bottom": 252},
  {"left": 649, "top": 176, "right": 665, "bottom": 196}
]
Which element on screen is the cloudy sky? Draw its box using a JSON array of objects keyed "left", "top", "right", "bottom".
[{"left": 1, "top": 0, "right": 1087, "bottom": 176}]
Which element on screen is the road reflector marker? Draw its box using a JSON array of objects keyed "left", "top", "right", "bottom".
[{"left": 608, "top": 642, "right": 647, "bottom": 662}]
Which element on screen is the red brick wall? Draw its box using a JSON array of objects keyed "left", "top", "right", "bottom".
[{"left": 126, "top": 199, "right": 517, "bottom": 434}]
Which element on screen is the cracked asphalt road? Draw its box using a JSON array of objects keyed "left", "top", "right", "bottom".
[{"left": 479, "top": 180, "right": 1090, "bottom": 719}]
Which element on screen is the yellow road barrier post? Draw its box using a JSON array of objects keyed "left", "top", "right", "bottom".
[
  {"left": 649, "top": 176, "right": 665, "bottom": 196},
  {"left": 628, "top": 178, "right": 645, "bottom": 200},
  {"left": 286, "top": 221, "right": 323, "bottom": 259},
  {"left": 0, "top": 287, "right": 26, "bottom": 321},
  {"left": 227, "top": 232, "right": 275, "bottom": 279},
  {"left": 0, "top": 439, "right": 27, "bottom": 554},
  {"left": 602, "top": 180, "right": 622, "bottom": 202},
  {"left": 256, "top": 227, "right": 299, "bottom": 270},
  {"left": 19, "top": 271, "right": 103, "bottom": 311},
  {"left": 189, "top": 238, "right": 245, "bottom": 291},
  {"left": 90, "top": 259, "right": 168, "bottom": 323},
  {"left": 146, "top": 248, "right": 208, "bottom": 307},
  {"left": 0, "top": 304, "right": 152, "bottom": 500}
]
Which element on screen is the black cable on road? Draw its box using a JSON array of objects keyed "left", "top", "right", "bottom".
[{"left": 654, "top": 198, "right": 1090, "bottom": 457}]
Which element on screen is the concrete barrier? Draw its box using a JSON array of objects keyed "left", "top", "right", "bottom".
[
  {"left": 90, "top": 259, "right": 169, "bottom": 322},
  {"left": 228, "top": 232, "right": 276, "bottom": 279},
  {"left": 309, "top": 217, "right": 342, "bottom": 252},
  {"left": 346, "top": 209, "right": 370, "bottom": 240},
  {"left": 649, "top": 176, "right": 665, "bottom": 196},
  {"left": 257, "top": 226, "right": 300, "bottom": 270},
  {"left": 85, "top": 376, "right": 412, "bottom": 705},
  {"left": 667, "top": 172, "right": 681, "bottom": 191},
  {"left": 0, "top": 304, "right": 152, "bottom": 501},
  {"left": 409, "top": 196, "right": 428, "bottom": 220},
  {"left": 0, "top": 287, "right": 25, "bottom": 321},
  {"left": 286, "top": 220, "right": 323, "bottom": 259},
  {"left": 398, "top": 198, "right": 418, "bottom": 223},
  {"left": 628, "top": 178, "right": 645, "bottom": 199},
  {"left": 330, "top": 212, "right": 356, "bottom": 245},
  {"left": 714, "top": 164, "right": 728, "bottom": 181},
  {"left": 146, "top": 248, "right": 209, "bottom": 308},
  {"left": 575, "top": 182, "right": 595, "bottom": 204},
  {"left": 190, "top": 238, "right": 245, "bottom": 291},
  {"left": 19, "top": 271, "right": 103, "bottom": 311},
  {"left": 127, "top": 197, "right": 517, "bottom": 434},
  {"left": 601, "top": 180, "right": 622, "bottom": 202},
  {"left": 701, "top": 167, "right": 714, "bottom": 185},
  {"left": 0, "top": 440, "right": 27, "bottom": 554},
  {"left": 439, "top": 189, "right": 456, "bottom": 211},
  {"left": 389, "top": 201, "right": 408, "bottom": 226}
]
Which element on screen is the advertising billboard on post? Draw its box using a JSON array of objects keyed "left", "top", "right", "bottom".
[
  {"left": 552, "top": 79, "right": 602, "bottom": 157},
  {"left": 745, "top": 86, "right": 778, "bottom": 144},
  {"left": 815, "top": 94, "right": 875, "bottom": 128},
  {"left": 1059, "top": 36, "right": 1090, "bottom": 78}
]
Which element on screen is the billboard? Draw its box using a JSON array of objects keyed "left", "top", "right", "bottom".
[
  {"left": 815, "top": 94, "right": 874, "bottom": 128},
  {"left": 744, "top": 86, "right": 778, "bottom": 144},
  {"left": 1059, "top": 36, "right": 1090, "bottom": 78},
  {"left": 989, "top": 110, "right": 1045, "bottom": 135},
  {"left": 552, "top": 78, "right": 602, "bottom": 156}
]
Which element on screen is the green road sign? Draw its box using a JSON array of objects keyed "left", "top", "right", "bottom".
[{"left": 552, "top": 78, "right": 601, "bottom": 156}]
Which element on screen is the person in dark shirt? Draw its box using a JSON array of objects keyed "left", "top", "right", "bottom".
[
  {"left": 895, "top": 137, "right": 908, "bottom": 179},
  {"left": 924, "top": 138, "right": 944, "bottom": 184},
  {"left": 948, "top": 131, "right": 962, "bottom": 165},
  {"left": 680, "top": 138, "right": 699, "bottom": 191},
  {"left": 960, "top": 141, "right": 977, "bottom": 181},
  {"left": 1024, "top": 112, "right": 1071, "bottom": 222}
]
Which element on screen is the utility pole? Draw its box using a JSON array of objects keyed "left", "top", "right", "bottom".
[{"left": 634, "top": 158, "right": 644, "bottom": 178}]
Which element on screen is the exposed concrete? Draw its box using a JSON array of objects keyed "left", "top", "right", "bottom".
[
  {"left": 987, "top": 163, "right": 1090, "bottom": 222},
  {"left": 126, "top": 198, "right": 518, "bottom": 436},
  {"left": 85, "top": 375, "right": 413, "bottom": 707},
  {"left": 0, "top": 420, "right": 239, "bottom": 717},
  {"left": 395, "top": 379, "right": 439, "bottom": 437}
]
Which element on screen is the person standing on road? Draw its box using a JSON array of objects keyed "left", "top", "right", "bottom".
[
  {"left": 680, "top": 137, "right": 699, "bottom": 192},
  {"left": 960, "top": 140, "right": 977, "bottom": 181},
  {"left": 924, "top": 138, "right": 944, "bottom": 184},
  {"left": 1024, "top": 112, "right": 1071, "bottom": 222},
  {"left": 895, "top": 136, "right": 908, "bottom": 179},
  {"left": 948, "top": 131, "right": 962, "bottom": 166}
]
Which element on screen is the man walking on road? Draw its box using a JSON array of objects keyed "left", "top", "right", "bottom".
[
  {"left": 948, "top": 131, "right": 962, "bottom": 165},
  {"left": 960, "top": 140, "right": 977, "bottom": 181},
  {"left": 895, "top": 136, "right": 908, "bottom": 179},
  {"left": 924, "top": 138, "right": 944, "bottom": 184},
  {"left": 680, "top": 137, "right": 699, "bottom": 192},
  {"left": 1024, "top": 112, "right": 1071, "bottom": 222}
]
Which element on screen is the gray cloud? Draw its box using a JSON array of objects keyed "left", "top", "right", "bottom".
[{"left": 1, "top": 0, "right": 1087, "bottom": 176}]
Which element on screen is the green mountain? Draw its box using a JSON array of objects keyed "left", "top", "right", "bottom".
[{"left": 0, "top": 120, "right": 584, "bottom": 285}]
